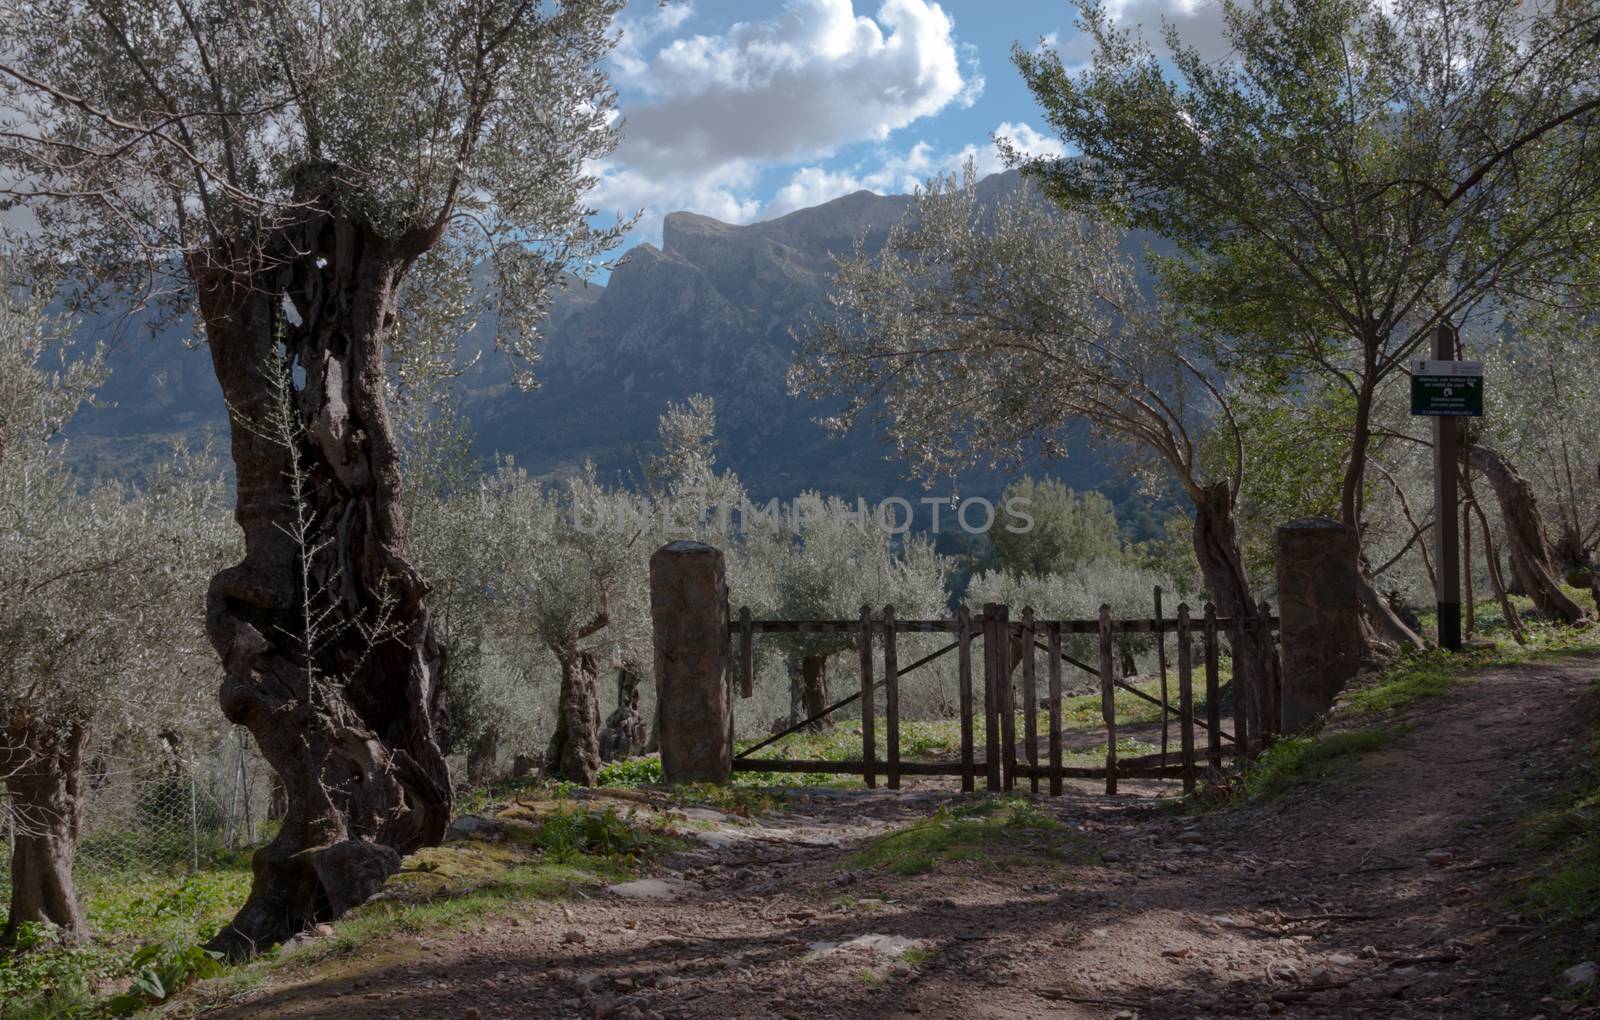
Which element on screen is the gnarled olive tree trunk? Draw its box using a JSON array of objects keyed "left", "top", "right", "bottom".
[
  {"left": 2, "top": 719, "right": 90, "bottom": 942},
  {"left": 1190, "top": 482, "right": 1273, "bottom": 743},
  {"left": 548, "top": 649, "right": 602, "bottom": 784},
  {"left": 195, "top": 218, "right": 452, "bottom": 960},
  {"left": 599, "top": 666, "right": 648, "bottom": 763},
  {"left": 1469, "top": 445, "right": 1587, "bottom": 624},
  {"left": 799, "top": 654, "right": 831, "bottom": 732}
]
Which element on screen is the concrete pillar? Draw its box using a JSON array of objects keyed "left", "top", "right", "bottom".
[
  {"left": 649, "top": 541, "right": 733, "bottom": 784},
  {"left": 1275, "top": 518, "right": 1362, "bottom": 731}
]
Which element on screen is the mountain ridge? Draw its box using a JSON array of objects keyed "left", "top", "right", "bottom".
[{"left": 64, "top": 171, "right": 1126, "bottom": 510}]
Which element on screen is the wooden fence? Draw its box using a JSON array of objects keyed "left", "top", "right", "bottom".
[{"left": 728, "top": 593, "right": 1282, "bottom": 796}]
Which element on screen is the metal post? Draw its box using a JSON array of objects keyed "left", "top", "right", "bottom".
[
  {"left": 1434, "top": 323, "right": 1462, "bottom": 651},
  {"left": 189, "top": 776, "right": 200, "bottom": 871}
]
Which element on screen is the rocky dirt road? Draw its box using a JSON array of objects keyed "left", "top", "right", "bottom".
[{"left": 203, "top": 657, "right": 1599, "bottom": 1020}]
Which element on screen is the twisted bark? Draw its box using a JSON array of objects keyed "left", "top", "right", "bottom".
[
  {"left": 548, "top": 649, "right": 602, "bottom": 784},
  {"left": 1189, "top": 482, "right": 1272, "bottom": 742},
  {"left": 799, "top": 655, "right": 831, "bottom": 733},
  {"left": 2, "top": 718, "right": 90, "bottom": 941},
  {"left": 1469, "top": 445, "right": 1587, "bottom": 624},
  {"left": 196, "top": 216, "right": 452, "bottom": 959},
  {"left": 599, "top": 667, "right": 648, "bottom": 763}
]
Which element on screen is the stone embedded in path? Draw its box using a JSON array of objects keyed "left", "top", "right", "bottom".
[
  {"left": 607, "top": 877, "right": 699, "bottom": 901},
  {"left": 445, "top": 814, "right": 500, "bottom": 840},
  {"left": 1562, "top": 960, "right": 1598, "bottom": 988},
  {"left": 808, "top": 933, "right": 925, "bottom": 958}
]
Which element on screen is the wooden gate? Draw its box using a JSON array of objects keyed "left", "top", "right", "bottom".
[{"left": 729, "top": 594, "right": 1282, "bottom": 796}]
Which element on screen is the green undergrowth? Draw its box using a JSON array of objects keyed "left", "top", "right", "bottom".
[
  {"left": 850, "top": 796, "right": 1090, "bottom": 876},
  {"left": 0, "top": 859, "right": 252, "bottom": 1019},
  {"left": 1200, "top": 589, "right": 1600, "bottom": 812},
  {"left": 3, "top": 801, "right": 683, "bottom": 1018},
  {"left": 1238, "top": 727, "right": 1406, "bottom": 801},
  {"left": 1518, "top": 683, "right": 1600, "bottom": 993},
  {"left": 184, "top": 800, "right": 684, "bottom": 1011},
  {"left": 1338, "top": 591, "right": 1600, "bottom": 718}
]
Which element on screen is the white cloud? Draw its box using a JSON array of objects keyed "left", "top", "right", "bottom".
[
  {"left": 761, "top": 120, "right": 1065, "bottom": 219},
  {"left": 589, "top": 158, "right": 765, "bottom": 235},
  {"left": 611, "top": 2, "right": 698, "bottom": 81},
  {"left": 594, "top": 0, "right": 979, "bottom": 242},
  {"left": 1050, "top": 0, "right": 1234, "bottom": 69},
  {"left": 1107, "top": 0, "right": 1233, "bottom": 57}
]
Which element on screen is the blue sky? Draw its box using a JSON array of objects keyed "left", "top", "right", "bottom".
[{"left": 590, "top": 0, "right": 1231, "bottom": 251}]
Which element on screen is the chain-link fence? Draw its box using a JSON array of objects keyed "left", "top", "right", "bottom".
[{"left": 1, "top": 727, "right": 277, "bottom": 891}]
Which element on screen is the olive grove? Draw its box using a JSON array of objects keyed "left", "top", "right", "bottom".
[
  {"left": 0, "top": 270, "right": 234, "bottom": 940},
  {"left": 1012, "top": 0, "right": 1600, "bottom": 648},
  {"left": 0, "top": 0, "right": 630, "bottom": 954}
]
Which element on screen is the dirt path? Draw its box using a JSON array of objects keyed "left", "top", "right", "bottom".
[{"left": 205, "top": 657, "right": 1598, "bottom": 1020}]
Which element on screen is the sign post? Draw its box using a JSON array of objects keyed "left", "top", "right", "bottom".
[{"left": 1410, "top": 328, "right": 1483, "bottom": 651}]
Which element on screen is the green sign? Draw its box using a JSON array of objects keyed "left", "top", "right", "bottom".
[{"left": 1410, "top": 360, "right": 1483, "bottom": 417}]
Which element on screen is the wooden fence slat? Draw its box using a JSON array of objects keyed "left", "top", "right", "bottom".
[
  {"left": 957, "top": 605, "right": 974, "bottom": 793},
  {"left": 883, "top": 604, "right": 900, "bottom": 791},
  {"left": 1204, "top": 603, "right": 1222, "bottom": 769},
  {"left": 1021, "top": 607, "right": 1039, "bottom": 796},
  {"left": 858, "top": 605, "right": 875, "bottom": 790},
  {"left": 1231, "top": 614, "right": 1251, "bottom": 762},
  {"left": 1154, "top": 586, "right": 1169, "bottom": 767},
  {"left": 1098, "top": 603, "right": 1117, "bottom": 796},
  {"left": 998, "top": 605, "right": 1015, "bottom": 792},
  {"left": 1047, "top": 622, "right": 1063, "bottom": 797},
  {"left": 739, "top": 606, "right": 754, "bottom": 699},
  {"left": 1177, "top": 603, "right": 1196, "bottom": 795},
  {"left": 982, "top": 605, "right": 1000, "bottom": 791}
]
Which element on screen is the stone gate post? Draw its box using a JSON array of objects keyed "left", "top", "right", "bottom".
[
  {"left": 1275, "top": 517, "right": 1362, "bottom": 731},
  {"left": 649, "top": 541, "right": 733, "bottom": 784}
]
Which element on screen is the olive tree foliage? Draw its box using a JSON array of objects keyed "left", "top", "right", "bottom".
[
  {"left": 1483, "top": 306, "right": 1600, "bottom": 578},
  {"left": 789, "top": 168, "right": 1272, "bottom": 716},
  {"left": 1, "top": 272, "right": 233, "bottom": 939},
  {"left": 1013, "top": 0, "right": 1600, "bottom": 642},
  {"left": 0, "top": 0, "right": 630, "bottom": 954},
  {"left": 740, "top": 495, "right": 952, "bottom": 728},
  {"left": 473, "top": 464, "right": 648, "bottom": 785},
  {"left": 966, "top": 558, "right": 1180, "bottom": 674},
  {"left": 388, "top": 279, "right": 492, "bottom": 761},
  {"left": 988, "top": 477, "right": 1121, "bottom": 578}
]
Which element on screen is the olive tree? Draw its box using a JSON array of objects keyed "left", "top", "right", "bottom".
[
  {"left": 737, "top": 494, "right": 952, "bottom": 729},
  {"left": 988, "top": 477, "right": 1121, "bottom": 578},
  {"left": 790, "top": 169, "right": 1275, "bottom": 724},
  {"left": 1, "top": 271, "right": 232, "bottom": 940},
  {"left": 1013, "top": 0, "right": 1600, "bottom": 642},
  {"left": 1481, "top": 306, "right": 1600, "bottom": 598},
  {"left": 0, "top": 0, "right": 628, "bottom": 953},
  {"left": 475, "top": 465, "right": 650, "bottom": 785}
]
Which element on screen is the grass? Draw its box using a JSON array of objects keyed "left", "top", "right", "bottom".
[
  {"left": 1, "top": 799, "right": 686, "bottom": 1018},
  {"left": 1201, "top": 587, "right": 1600, "bottom": 811},
  {"left": 725, "top": 674, "right": 1216, "bottom": 767},
  {"left": 181, "top": 800, "right": 689, "bottom": 1012},
  {"left": 1519, "top": 682, "right": 1600, "bottom": 973},
  {"left": 0, "top": 857, "right": 254, "bottom": 1019},
  {"left": 1239, "top": 727, "right": 1406, "bottom": 800},
  {"left": 1337, "top": 592, "right": 1600, "bottom": 718},
  {"left": 850, "top": 797, "right": 1088, "bottom": 876}
]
